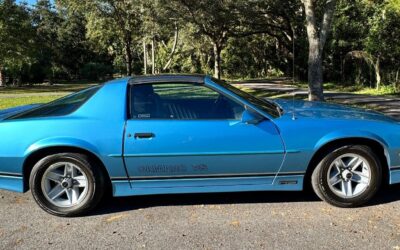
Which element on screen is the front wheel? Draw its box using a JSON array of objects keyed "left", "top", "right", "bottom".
[
  {"left": 29, "top": 153, "right": 105, "bottom": 216},
  {"left": 311, "top": 145, "right": 382, "bottom": 207}
]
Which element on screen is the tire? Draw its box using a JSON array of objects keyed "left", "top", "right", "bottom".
[
  {"left": 29, "top": 153, "right": 105, "bottom": 216},
  {"left": 311, "top": 145, "right": 382, "bottom": 208}
]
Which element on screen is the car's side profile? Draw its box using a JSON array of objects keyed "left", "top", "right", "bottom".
[{"left": 1, "top": 74, "right": 400, "bottom": 216}]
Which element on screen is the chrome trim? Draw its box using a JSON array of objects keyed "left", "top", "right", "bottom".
[{"left": 0, "top": 171, "right": 23, "bottom": 177}]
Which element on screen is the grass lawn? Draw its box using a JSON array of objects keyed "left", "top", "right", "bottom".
[
  {"left": 0, "top": 95, "right": 64, "bottom": 110},
  {"left": 0, "top": 82, "right": 95, "bottom": 109},
  {"left": 0, "top": 83, "right": 96, "bottom": 94}
]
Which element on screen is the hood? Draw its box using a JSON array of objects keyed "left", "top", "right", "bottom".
[
  {"left": 273, "top": 99, "right": 398, "bottom": 123},
  {"left": 0, "top": 104, "right": 41, "bottom": 120}
]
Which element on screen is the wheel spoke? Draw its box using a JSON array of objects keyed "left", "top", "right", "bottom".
[
  {"left": 71, "top": 187, "right": 79, "bottom": 203},
  {"left": 353, "top": 170, "right": 369, "bottom": 179},
  {"left": 351, "top": 178, "right": 368, "bottom": 185},
  {"left": 350, "top": 158, "right": 363, "bottom": 171},
  {"left": 74, "top": 176, "right": 87, "bottom": 187},
  {"left": 339, "top": 159, "right": 346, "bottom": 168},
  {"left": 334, "top": 160, "right": 342, "bottom": 171},
  {"left": 340, "top": 181, "right": 347, "bottom": 196},
  {"left": 65, "top": 188, "right": 73, "bottom": 204},
  {"left": 64, "top": 164, "right": 72, "bottom": 177},
  {"left": 46, "top": 171, "right": 62, "bottom": 183},
  {"left": 351, "top": 174, "right": 369, "bottom": 184},
  {"left": 47, "top": 184, "right": 65, "bottom": 200},
  {"left": 346, "top": 181, "right": 353, "bottom": 196},
  {"left": 71, "top": 166, "right": 78, "bottom": 178},
  {"left": 341, "top": 180, "right": 353, "bottom": 196},
  {"left": 329, "top": 174, "right": 341, "bottom": 186}
]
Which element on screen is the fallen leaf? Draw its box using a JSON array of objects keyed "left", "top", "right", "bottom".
[
  {"left": 105, "top": 214, "right": 127, "bottom": 223},
  {"left": 230, "top": 220, "right": 240, "bottom": 227}
]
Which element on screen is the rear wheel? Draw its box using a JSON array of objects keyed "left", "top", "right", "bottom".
[
  {"left": 311, "top": 145, "right": 382, "bottom": 207},
  {"left": 29, "top": 153, "right": 105, "bottom": 216}
]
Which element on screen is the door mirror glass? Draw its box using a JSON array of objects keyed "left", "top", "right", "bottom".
[{"left": 241, "top": 109, "right": 264, "bottom": 124}]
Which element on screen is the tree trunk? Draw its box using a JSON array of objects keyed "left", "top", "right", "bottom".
[
  {"left": 307, "top": 38, "right": 324, "bottom": 101},
  {"left": 125, "top": 43, "right": 133, "bottom": 76},
  {"left": 0, "top": 66, "right": 3, "bottom": 87},
  {"left": 213, "top": 42, "right": 222, "bottom": 79},
  {"left": 143, "top": 40, "right": 147, "bottom": 75},
  {"left": 163, "top": 23, "right": 179, "bottom": 71},
  {"left": 302, "top": 0, "right": 336, "bottom": 101},
  {"left": 375, "top": 56, "right": 381, "bottom": 90},
  {"left": 151, "top": 37, "right": 155, "bottom": 75}
]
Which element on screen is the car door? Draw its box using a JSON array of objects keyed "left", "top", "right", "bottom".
[{"left": 123, "top": 82, "right": 285, "bottom": 185}]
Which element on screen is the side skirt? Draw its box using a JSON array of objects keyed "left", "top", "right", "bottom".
[
  {"left": 0, "top": 174, "right": 24, "bottom": 192},
  {"left": 112, "top": 175, "right": 304, "bottom": 197}
]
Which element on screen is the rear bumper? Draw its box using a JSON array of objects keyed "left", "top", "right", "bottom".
[{"left": 0, "top": 173, "right": 24, "bottom": 192}]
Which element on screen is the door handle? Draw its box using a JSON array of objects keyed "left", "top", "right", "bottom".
[{"left": 134, "top": 133, "right": 155, "bottom": 139}]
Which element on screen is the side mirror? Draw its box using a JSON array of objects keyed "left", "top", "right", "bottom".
[{"left": 241, "top": 109, "right": 264, "bottom": 125}]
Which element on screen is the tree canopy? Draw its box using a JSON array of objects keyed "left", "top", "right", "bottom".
[{"left": 0, "top": 0, "right": 399, "bottom": 100}]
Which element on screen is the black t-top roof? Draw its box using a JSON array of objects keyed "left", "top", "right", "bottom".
[{"left": 129, "top": 74, "right": 206, "bottom": 85}]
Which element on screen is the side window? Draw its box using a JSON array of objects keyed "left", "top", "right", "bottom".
[{"left": 130, "top": 83, "right": 244, "bottom": 120}]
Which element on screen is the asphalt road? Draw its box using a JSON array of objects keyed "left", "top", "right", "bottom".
[{"left": 1, "top": 186, "right": 400, "bottom": 250}]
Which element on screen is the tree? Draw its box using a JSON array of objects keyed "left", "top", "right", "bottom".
[
  {"left": 0, "top": 0, "right": 35, "bottom": 86},
  {"left": 165, "top": 0, "right": 242, "bottom": 79},
  {"left": 56, "top": 4, "right": 112, "bottom": 80},
  {"left": 32, "top": 0, "right": 62, "bottom": 82},
  {"left": 59, "top": 0, "right": 143, "bottom": 76},
  {"left": 302, "top": 0, "right": 337, "bottom": 101},
  {"left": 365, "top": 0, "right": 400, "bottom": 88}
]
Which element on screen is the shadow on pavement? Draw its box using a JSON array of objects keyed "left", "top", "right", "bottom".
[{"left": 88, "top": 184, "right": 400, "bottom": 216}]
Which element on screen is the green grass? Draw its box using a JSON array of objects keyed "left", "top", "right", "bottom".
[
  {"left": 0, "top": 82, "right": 96, "bottom": 109},
  {"left": 0, "top": 83, "right": 96, "bottom": 94},
  {"left": 355, "top": 85, "right": 398, "bottom": 96},
  {"left": 0, "top": 95, "right": 64, "bottom": 109},
  {"left": 296, "top": 82, "right": 400, "bottom": 95}
]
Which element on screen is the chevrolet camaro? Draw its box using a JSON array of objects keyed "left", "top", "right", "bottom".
[{"left": 0, "top": 75, "right": 399, "bottom": 216}]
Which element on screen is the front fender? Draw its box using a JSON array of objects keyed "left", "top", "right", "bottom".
[
  {"left": 314, "top": 130, "right": 389, "bottom": 151},
  {"left": 314, "top": 130, "right": 391, "bottom": 170}
]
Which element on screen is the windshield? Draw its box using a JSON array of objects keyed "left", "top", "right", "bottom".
[
  {"left": 7, "top": 85, "right": 101, "bottom": 120},
  {"left": 213, "top": 78, "right": 281, "bottom": 118}
]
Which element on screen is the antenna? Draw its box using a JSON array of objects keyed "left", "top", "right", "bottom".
[
  {"left": 292, "top": 90, "right": 297, "bottom": 120},
  {"left": 291, "top": 26, "right": 296, "bottom": 121}
]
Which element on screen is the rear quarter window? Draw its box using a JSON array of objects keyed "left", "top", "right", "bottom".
[{"left": 7, "top": 85, "right": 101, "bottom": 120}]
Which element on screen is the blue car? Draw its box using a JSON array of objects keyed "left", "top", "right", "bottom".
[{"left": 0, "top": 75, "right": 399, "bottom": 216}]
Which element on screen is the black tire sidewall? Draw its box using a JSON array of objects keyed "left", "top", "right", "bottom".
[
  {"left": 314, "top": 145, "right": 381, "bottom": 207},
  {"left": 29, "top": 153, "right": 101, "bottom": 216}
]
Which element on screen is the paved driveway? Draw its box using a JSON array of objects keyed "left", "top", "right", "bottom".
[{"left": 1, "top": 187, "right": 400, "bottom": 249}]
